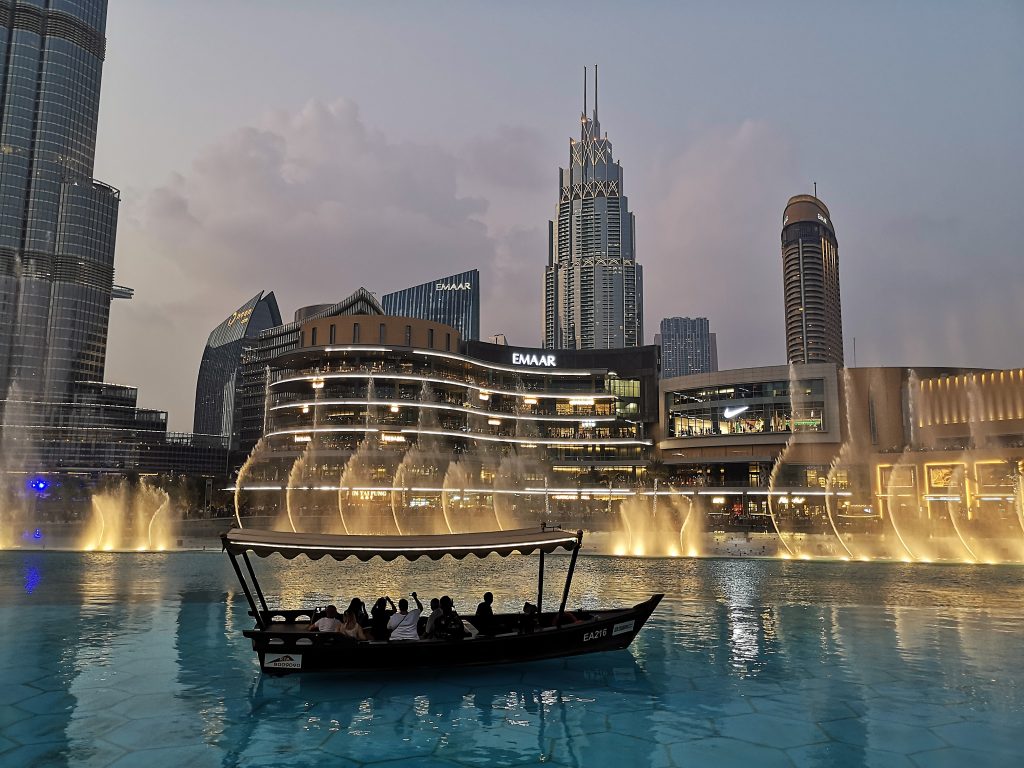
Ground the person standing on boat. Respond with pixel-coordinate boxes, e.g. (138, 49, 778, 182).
(307, 605, 343, 632)
(387, 593, 423, 641)
(474, 592, 495, 636)
(370, 596, 396, 640)
(341, 599, 370, 641)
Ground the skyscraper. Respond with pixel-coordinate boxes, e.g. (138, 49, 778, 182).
(0, 0, 121, 404)
(781, 194, 844, 366)
(194, 291, 281, 447)
(382, 269, 480, 341)
(659, 317, 718, 378)
(544, 66, 643, 350)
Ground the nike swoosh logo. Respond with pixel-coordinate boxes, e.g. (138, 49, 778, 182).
(722, 406, 749, 419)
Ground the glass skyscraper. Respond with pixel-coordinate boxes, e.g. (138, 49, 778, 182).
(382, 269, 480, 341)
(544, 67, 643, 350)
(194, 291, 281, 447)
(659, 317, 718, 379)
(0, 0, 120, 405)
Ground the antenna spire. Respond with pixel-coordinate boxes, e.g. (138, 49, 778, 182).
(813, 181, 817, 198)
(594, 64, 598, 120)
(583, 66, 587, 117)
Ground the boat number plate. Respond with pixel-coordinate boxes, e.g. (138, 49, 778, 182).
(583, 628, 608, 642)
(612, 620, 635, 637)
(265, 653, 302, 669)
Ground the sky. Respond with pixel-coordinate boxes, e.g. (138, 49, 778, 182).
(93, 1, 1024, 431)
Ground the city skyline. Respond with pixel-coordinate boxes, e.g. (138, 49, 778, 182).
(84, 1, 1022, 429)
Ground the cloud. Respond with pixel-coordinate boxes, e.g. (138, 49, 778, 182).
(640, 120, 803, 365)
(106, 99, 513, 428)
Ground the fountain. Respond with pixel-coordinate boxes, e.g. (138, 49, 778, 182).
(79, 479, 175, 551)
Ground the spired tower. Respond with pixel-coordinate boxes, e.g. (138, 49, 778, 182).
(0, 0, 121, 405)
(781, 193, 844, 366)
(544, 66, 643, 350)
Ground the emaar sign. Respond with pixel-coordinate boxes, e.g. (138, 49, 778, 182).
(435, 282, 472, 291)
(512, 352, 556, 367)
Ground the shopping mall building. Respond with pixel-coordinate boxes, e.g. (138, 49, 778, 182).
(658, 364, 1024, 537)
(236, 315, 660, 528)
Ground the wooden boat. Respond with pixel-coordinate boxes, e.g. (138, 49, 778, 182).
(222, 526, 663, 674)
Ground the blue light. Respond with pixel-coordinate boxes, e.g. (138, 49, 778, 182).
(28, 477, 49, 493)
(33, 528, 42, 540)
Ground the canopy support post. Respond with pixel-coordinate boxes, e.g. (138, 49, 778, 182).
(242, 551, 269, 615)
(228, 551, 266, 630)
(537, 550, 545, 612)
(556, 530, 584, 628)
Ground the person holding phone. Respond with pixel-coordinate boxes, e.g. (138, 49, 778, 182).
(387, 592, 423, 641)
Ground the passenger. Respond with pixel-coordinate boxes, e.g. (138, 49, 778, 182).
(307, 605, 343, 632)
(474, 591, 495, 635)
(520, 601, 538, 634)
(387, 592, 423, 641)
(340, 598, 369, 641)
(433, 595, 467, 640)
(370, 596, 396, 640)
(424, 597, 442, 638)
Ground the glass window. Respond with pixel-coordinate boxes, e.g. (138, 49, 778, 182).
(329, 324, 336, 344)
(379, 323, 387, 344)
(352, 323, 360, 343)
(428, 328, 434, 348)
(404, 325, 412, 346)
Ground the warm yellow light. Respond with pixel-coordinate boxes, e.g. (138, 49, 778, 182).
(667, 547, 680, 557)
(389, 404, 400, 413)
(523, 397, 537, 405)
(632, 546, 645, 557)
(613, 546, 626, 556)
(687, 548, 699, 558)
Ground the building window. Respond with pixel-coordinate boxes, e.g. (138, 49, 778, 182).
(446, 333, 451, 351)
(329, 324, 336, 344)
(428, 328, 435, 348)
(352, 323, 360, 343)
(310, 327, 317, 346)
(379, 323, 386, 344)
(404, 325, 412, 346)
(299, 330, 305, 347)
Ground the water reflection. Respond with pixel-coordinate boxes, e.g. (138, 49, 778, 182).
(0, 552, 1022, 766)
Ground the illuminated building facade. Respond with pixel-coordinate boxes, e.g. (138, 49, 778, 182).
(239, 319, 658, 504)
(193, 291, 281, 447)
(236, 288, 383, 458)
(782, 194, 843, 365)
(382, 269, 480, 341)
(544, 67, 643, 351)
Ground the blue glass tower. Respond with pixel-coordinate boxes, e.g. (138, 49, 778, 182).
(0, 0, 120, 405)
(382, 269, 480, 341)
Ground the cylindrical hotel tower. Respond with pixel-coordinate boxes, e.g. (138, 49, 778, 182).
(781, 194, 843, 366)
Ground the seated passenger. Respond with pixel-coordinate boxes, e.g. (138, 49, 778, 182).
(387, 593, 423, 641)
(474, 591, 495, 635)
(341, 599, 369, 641)
(370, 596, 396, 640)
(433, 595, 467, 640)
(424, 597, 442, 638)
(520, 602, 538, 634)
(307, 605, 342, 632)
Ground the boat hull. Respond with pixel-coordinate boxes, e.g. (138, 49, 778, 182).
(244, 594, 663, 674)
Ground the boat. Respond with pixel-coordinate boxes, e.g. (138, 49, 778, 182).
(222, 525, 663, 674)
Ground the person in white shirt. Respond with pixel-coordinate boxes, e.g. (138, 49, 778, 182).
(308, 605, 343, 632)
(387, 592, 423, 640)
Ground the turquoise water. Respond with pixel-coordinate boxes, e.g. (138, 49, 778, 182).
(0, 552, 1021, 767)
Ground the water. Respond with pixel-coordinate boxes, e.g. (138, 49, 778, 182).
(1, 553, 1021, 767)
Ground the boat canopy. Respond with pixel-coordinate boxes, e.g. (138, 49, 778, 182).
(222, 526, 581, 562)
